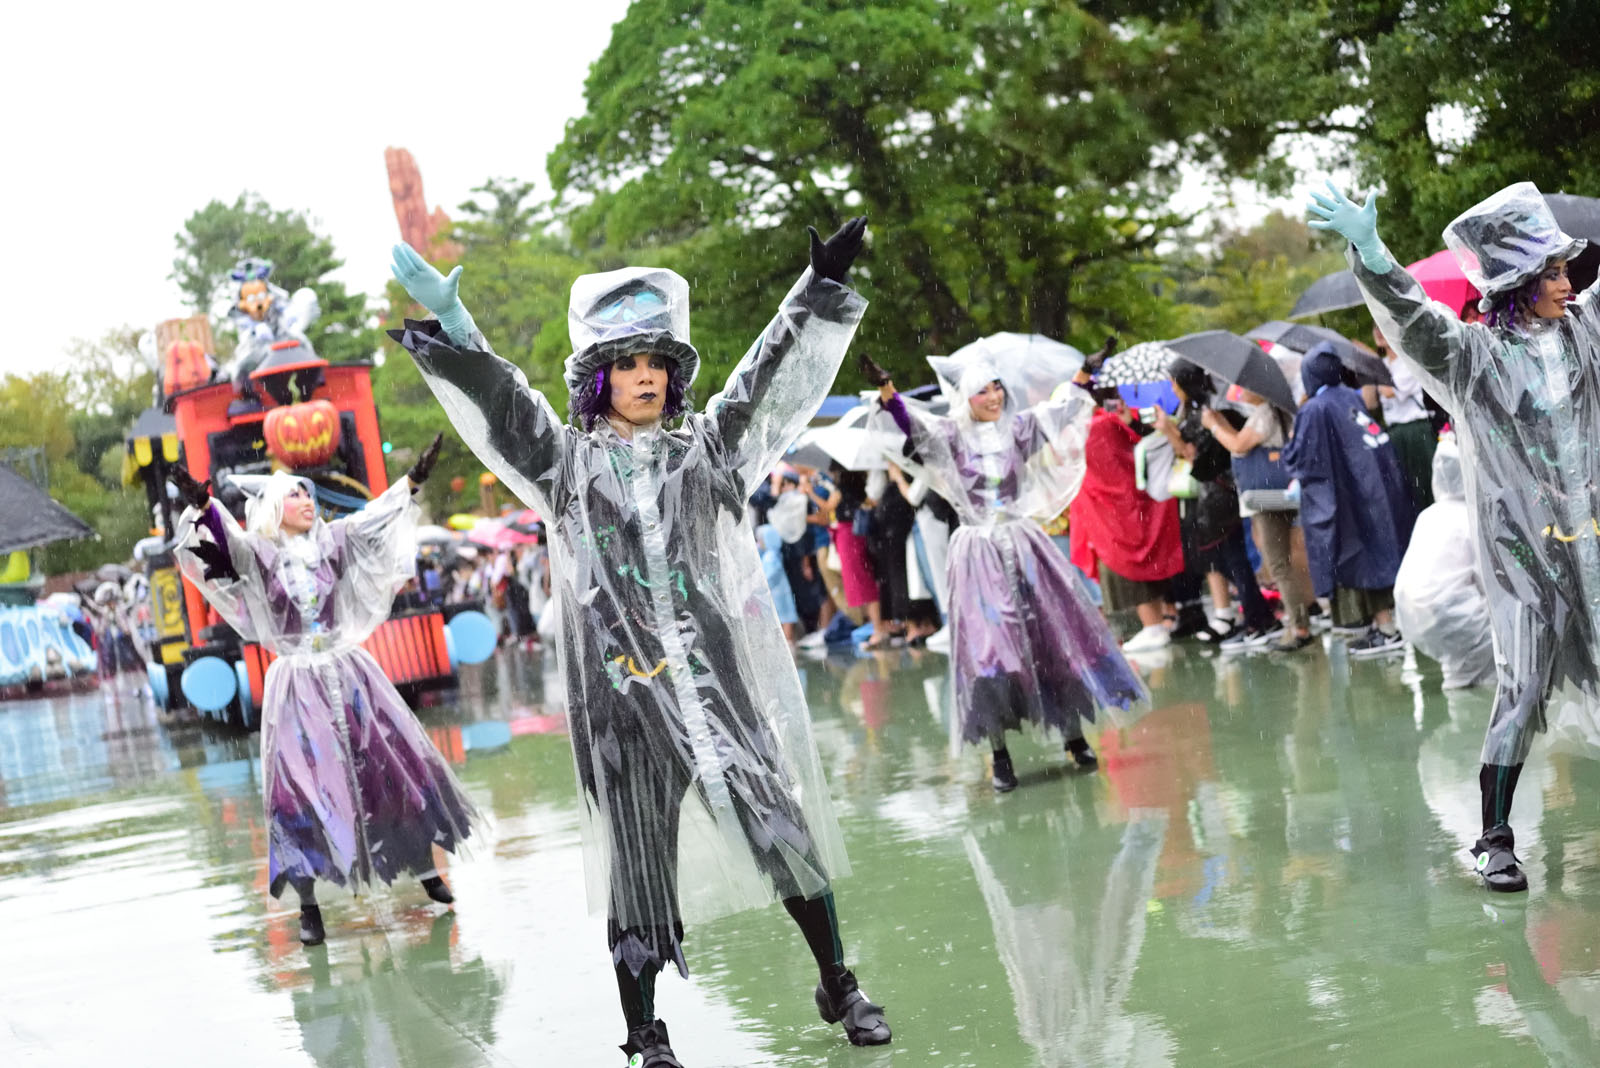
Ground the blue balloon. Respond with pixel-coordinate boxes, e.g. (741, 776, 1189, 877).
(462, 720, 512, 752)
(447, 611, 497, 665)
(181, 655, 237, 713)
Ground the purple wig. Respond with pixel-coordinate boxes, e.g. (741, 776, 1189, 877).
(1485, 273, 1546, 332)
(569, 359, 694, 430)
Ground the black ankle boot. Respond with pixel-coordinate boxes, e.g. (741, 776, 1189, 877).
(299, 904, 325, 946)
(815, 968, 891, 1046)
(991, 749, 1018, 792)
(1471, 824, 1529, 893)
(421, 875, 454, 905)
(1066, 737, 1098, 769)
(620, 1018, 683, 1067)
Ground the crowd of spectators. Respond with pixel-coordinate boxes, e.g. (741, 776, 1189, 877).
(752, 333, 1447, 664)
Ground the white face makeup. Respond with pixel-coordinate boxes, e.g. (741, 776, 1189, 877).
(967, 379, 1005, 422)
(608, 353, 670, 425)
(280, 485, 317, 535)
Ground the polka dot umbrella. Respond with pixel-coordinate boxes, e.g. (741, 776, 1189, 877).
(1095, 341, 1183, 412)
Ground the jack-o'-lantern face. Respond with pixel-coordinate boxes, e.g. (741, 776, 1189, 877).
(238, 279, 273, 321)
(265, 399, 342, 469)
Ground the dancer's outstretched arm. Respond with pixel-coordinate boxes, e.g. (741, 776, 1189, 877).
(388, 245, 569, 517)
(705, 218, 869, 497)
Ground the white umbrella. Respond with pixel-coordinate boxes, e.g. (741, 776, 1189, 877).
(928, 332, 1085, 412)
(415, 524, 459, 547)
(806, 404, 889, 471)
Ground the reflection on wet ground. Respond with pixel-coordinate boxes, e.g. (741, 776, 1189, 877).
(4, 641, 1600, 1065)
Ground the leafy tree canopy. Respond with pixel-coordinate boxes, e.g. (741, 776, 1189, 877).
(173, 193, 378, 366)
(548, 0, 1298, 389)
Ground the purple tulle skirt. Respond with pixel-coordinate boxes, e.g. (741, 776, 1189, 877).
(262, 646, 479, 897)
(948, 520, 1145, 746)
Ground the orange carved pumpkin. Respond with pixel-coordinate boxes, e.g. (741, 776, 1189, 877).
(162, 339, 213, 396)
(264, 400, 342, 469)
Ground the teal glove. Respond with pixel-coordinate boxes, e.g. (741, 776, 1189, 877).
(390, 243, 477, 346)
(1307, 182, 1391, 274)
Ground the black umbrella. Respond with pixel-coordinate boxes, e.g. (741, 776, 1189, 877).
(1248, 322, 1394, 388)
(1288, 269, 1363, 319)
(95, 562, 133, 583)
(1163, 331, 1298, 413)
(783, 441, 834, 471)
(1546, 193, 1600, 294)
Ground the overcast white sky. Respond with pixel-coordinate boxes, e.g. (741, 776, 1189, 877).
(4, 1, 1343, 382)
(2, 0, 633, 377)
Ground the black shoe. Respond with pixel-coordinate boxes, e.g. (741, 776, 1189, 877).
(299, 904, 326, 946)
(991, 750, 1018, 793)
(620, 1018, 683, 1067)
(1168, 604, 1212, 641)
(816, 969, 892, 1046)
(1347, 626, 1405, 659)
(1472, 825, 1529, 893)
(421, 875, 454, 905)
(1066, 737, 1098, 769)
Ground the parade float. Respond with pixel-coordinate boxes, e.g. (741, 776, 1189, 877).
(0, 453, 98, 690)
(123, 260, 492, 728)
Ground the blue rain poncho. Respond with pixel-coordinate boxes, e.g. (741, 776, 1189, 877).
(1281, 347, 1415, 599)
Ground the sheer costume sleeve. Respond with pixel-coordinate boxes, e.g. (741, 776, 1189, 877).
(704, 269, 868, 499)
(390, 318, 572, 519)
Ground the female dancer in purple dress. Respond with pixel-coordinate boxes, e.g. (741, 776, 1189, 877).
(865, 347, 1146, 791)
(170, 438, 480, 945)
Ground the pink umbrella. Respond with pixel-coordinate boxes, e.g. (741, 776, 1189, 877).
(1407, 249, 1481, 317)
(466, 520, 539, 550)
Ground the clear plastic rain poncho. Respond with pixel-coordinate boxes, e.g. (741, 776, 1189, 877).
(1393, 438, 1494, 689)
(175, 472, 479, 896)
(876, 334, 1146, 747)
(1350, 181, 1600, 763)
(393, 266, 861, 976)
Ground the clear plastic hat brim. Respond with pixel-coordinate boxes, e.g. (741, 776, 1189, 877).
(1444, 181, 1588, 299)
(562, 332, 701, 394)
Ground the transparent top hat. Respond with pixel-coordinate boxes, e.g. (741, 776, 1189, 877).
(563, 266, 701, 391)
(1443, 181, 1586, 300)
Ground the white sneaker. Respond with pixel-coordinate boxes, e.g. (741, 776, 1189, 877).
(1121, 624, 1171, 653)
(925, 626, 951, 652)
(797, 629, 827, 649)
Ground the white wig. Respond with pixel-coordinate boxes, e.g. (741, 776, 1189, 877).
(231, 471, 316, 538)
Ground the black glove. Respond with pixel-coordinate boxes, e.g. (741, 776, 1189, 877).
(187, 541, 239, 584)
(169, 464, 212, 511)
(406, 434, 444, 486)
(1083, 335, 1118, 376)
(859, 353, 893, 387)
(808, 216, 869, 284)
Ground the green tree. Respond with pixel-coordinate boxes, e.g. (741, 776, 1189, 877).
(377, 178, 592, 517)
(172, 193, 378, 365)
(1169, 212, 1349, 336)
(1201, 0, 1600, 258)
(0, 327, 156, 575)
(548, 0, 1300, 390)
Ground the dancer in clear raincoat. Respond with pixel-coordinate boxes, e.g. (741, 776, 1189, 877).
(1394, 436, 1494, 689)
(863, 338, 1146, 793)
(168, 443, 479, 946)
(1312, 180, 1600, 892)
(389, 219, 890, 1067)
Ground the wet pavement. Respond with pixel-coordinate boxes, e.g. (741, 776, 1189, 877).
(4, 640, 1600, 1066)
